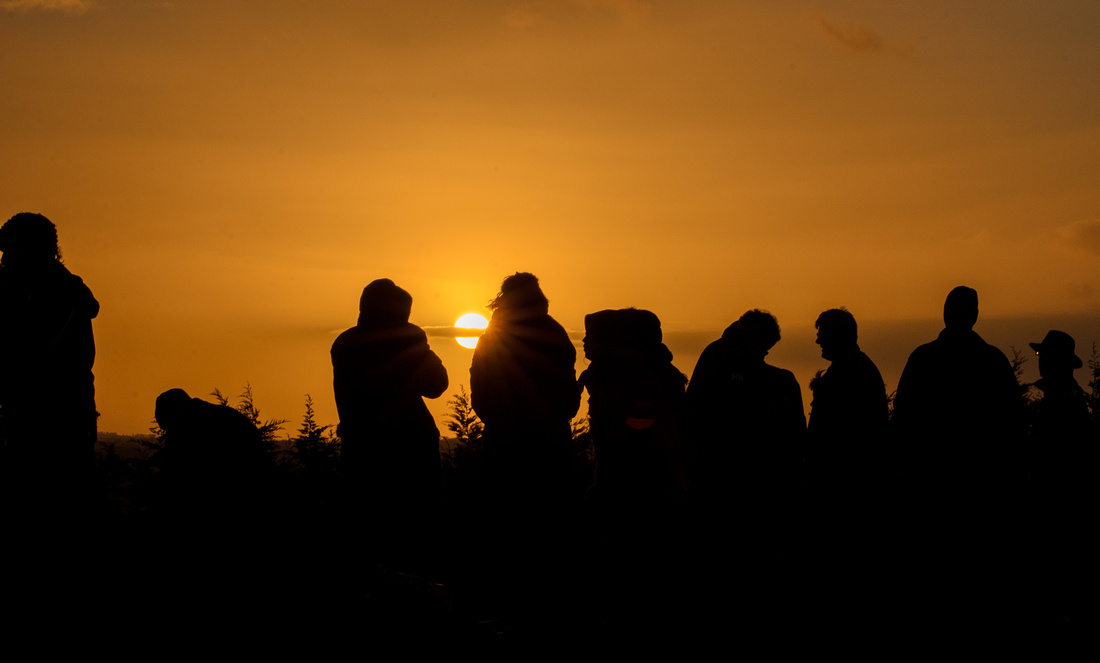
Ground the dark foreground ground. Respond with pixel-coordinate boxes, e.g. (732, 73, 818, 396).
(0, 437, 1093, 654)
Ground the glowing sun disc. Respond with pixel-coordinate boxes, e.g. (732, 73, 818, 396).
(454, 313, 489, 349)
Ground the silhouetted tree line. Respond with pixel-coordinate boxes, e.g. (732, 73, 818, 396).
(4, 215, 1100, 645)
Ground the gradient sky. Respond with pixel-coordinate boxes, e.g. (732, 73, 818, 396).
(3, 0, 1099, 435)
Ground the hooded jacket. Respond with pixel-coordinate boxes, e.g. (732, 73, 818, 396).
(331, 299, 448, 479)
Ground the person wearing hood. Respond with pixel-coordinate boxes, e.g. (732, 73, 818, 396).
(0, 212, 99, 517)
(578, 308, 688, 510)
(578, 308, 690, 631)
(331, 278, 448, 571)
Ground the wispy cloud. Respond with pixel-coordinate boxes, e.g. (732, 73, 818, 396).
(582, 0, 649, 26)
(505, 0, 649, 30)
(424, 325, 484, 339)
(1, 0, 94, 13)
(808, 12, 910, 57)
(1064, 281, 1096, 300)
(1057, 218, 1100, 256)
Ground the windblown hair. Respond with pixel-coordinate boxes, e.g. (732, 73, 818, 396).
(0, 212, 63, 262)
(736, 309, 781, 351)
(488, 272, 549, 312)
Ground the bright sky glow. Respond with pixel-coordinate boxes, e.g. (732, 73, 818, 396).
(3, 1, 1098, 434)
(454, 313, 489, 349)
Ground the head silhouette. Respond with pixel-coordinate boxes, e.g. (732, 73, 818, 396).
(1030, 329, 1083, 379)
(815, 308, 857, 360)
(155, 388, 192, 431)
(733, 309, 781, 359)
(358, 278, 412, 326)
(583, 308, 664, 361)
(0, 212, 62, 265)
(488, 272, 549, 315)
(943, 286, 978, 331)
(583, 309, 627, 361)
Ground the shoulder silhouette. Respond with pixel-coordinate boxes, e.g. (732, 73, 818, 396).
(686, 309, 805, 503)
(470, 272, 579, 433)
(893, 286, 1021, 455)
(154, 387, 265, 472)
(806, 307, 888, 474)
(466, 273, 581, 623)
(330, 278, 448, 574)
(1025, 329, 1097, 624)
(0, 212, 99, 521)
(890, 287, 1026, 628)
(579, 308, 688, 509)
(331, 278, 448, 453)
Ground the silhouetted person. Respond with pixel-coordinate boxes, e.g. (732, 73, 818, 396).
(470, 272, 580, 508)
(154, 387, 268, 514)
(684, 309, 805, 634)
(1026, 330, 1097, 624)
(151, 388, 291, 628)
(468, 272, 580, 630)
(578, 308, 690, 634)
(893, 286, 1021, 489)
(806, 308, 888, 493)
(686, 309, 805, 505)
(579, 308, 688, 510)
(1028, 330, 1093, 456)
(804, 308, 890, 633)
(0, 212, 99, 524)
(891, 286, 1024, 628)
(331, 279, 448, 573)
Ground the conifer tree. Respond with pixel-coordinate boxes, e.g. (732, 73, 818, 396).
(445, 385, 483, 448)
(288, 394, 338, 470)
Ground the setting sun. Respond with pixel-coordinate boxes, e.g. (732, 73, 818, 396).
(454, 313, 489, 349)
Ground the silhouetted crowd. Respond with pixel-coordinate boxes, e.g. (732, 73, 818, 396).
(1, 213, 1097, 645)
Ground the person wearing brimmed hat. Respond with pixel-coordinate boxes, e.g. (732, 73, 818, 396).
(1027, 329, 1096, 624)
(1030, 329, 1084, 373)
(1029, 329, 1090, 446)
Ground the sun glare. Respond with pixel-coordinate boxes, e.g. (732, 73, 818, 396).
(454, 313, 489, 349)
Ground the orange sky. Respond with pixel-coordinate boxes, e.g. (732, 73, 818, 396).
(3, 0, 1099, 434)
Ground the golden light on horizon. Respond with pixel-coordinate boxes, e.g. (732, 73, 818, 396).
(4, 2, 1099, 436)
(454, 313, 489, 349)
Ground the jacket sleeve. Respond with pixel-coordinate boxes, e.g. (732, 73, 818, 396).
(412, 330, 449, 399)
